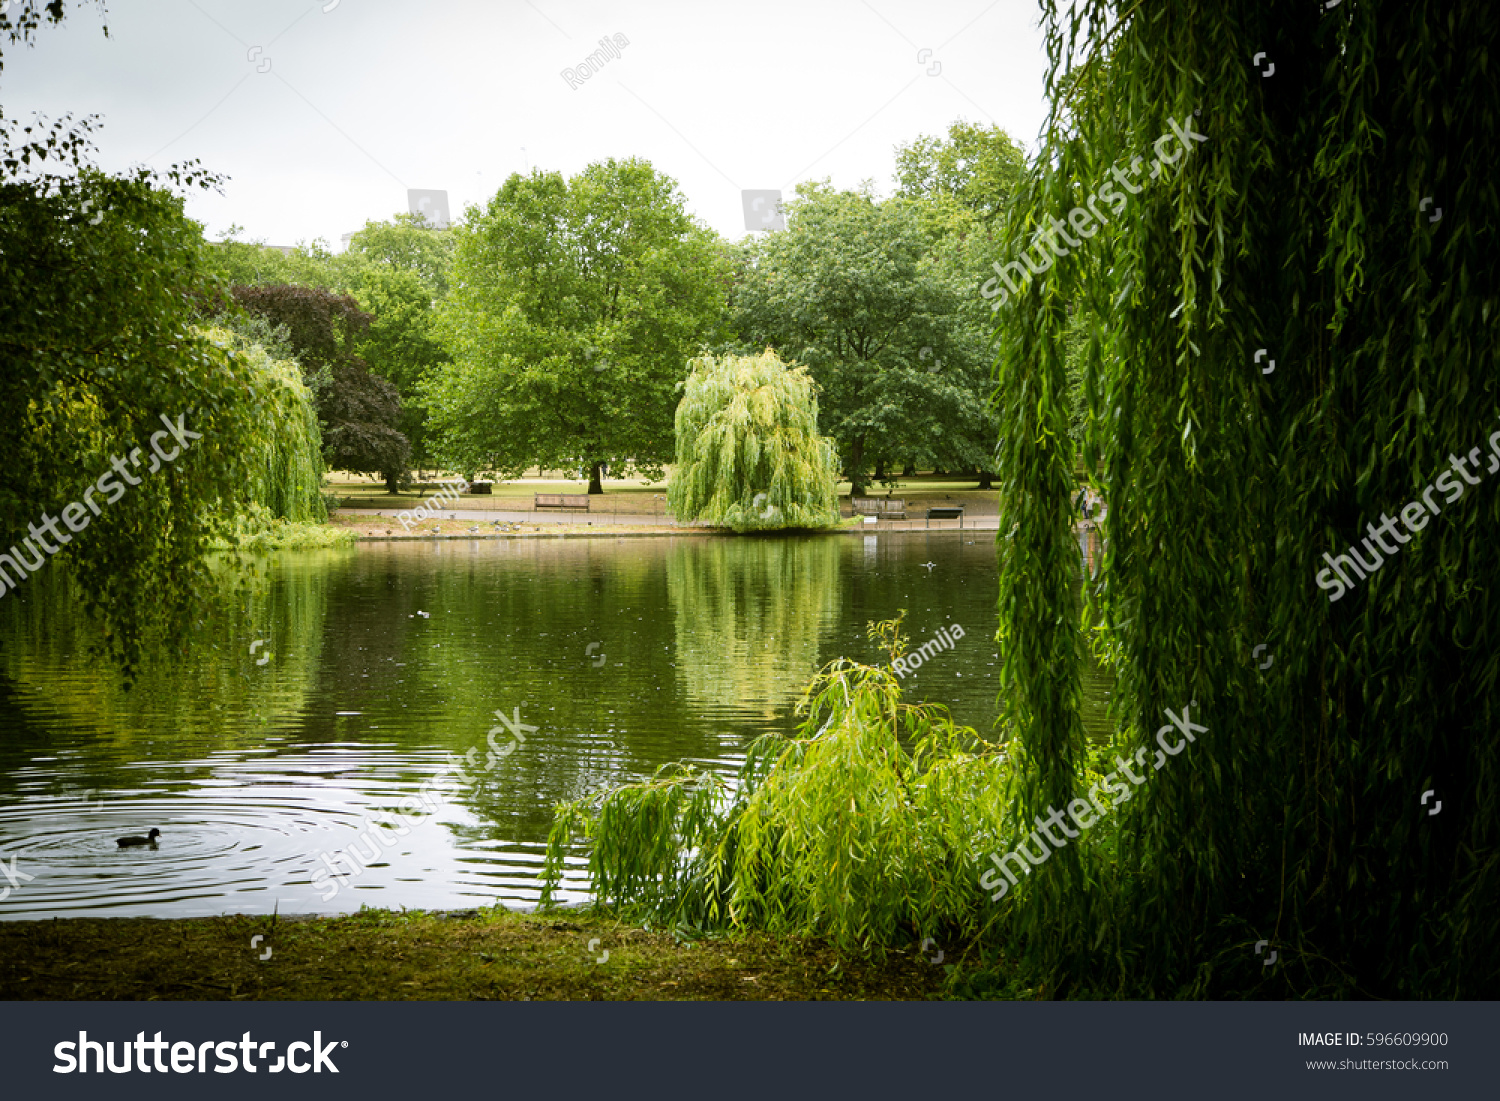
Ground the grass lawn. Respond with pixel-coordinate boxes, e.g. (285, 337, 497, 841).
(0, 907, 945, 1001)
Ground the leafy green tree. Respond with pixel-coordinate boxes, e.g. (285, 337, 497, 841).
(990, 0, 1500, 997)
(541, 617, 1009, 946)
(199, 217, 451, 473)
(0, 3, 302, 675)
(893, 120, 1035, 485)
(345, 264, 446, 471)
(200, 225, 341, 290)
(341, 213, 455, 296)
(668, 350, 839, 532)
(425, 159, 731, 493)
(894, 119, 1027, 238)
(226, 286, 411, 491)
(730, 182, 995, 494)
(200, 327, 328, 524)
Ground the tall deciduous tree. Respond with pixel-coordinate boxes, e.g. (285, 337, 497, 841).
(993, 0, 1500, 997)
(730, 182, 995, 494)
(199, 216, 452, 474)
(668, 350, 839, 532)
(342, 213, 455, 296)
(424, 158, 731, 493)
(894, 119, 1028, 236)
(345, 265, 446, 472)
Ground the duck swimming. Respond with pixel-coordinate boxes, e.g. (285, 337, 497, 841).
(116, 828, 160, 849)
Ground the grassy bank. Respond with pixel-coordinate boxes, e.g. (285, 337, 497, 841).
(0, 907, 946, 1001)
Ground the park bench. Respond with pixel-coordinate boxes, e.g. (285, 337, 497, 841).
(534, 493, 591, 511)
(850, 497, 907, 520)
(925, 505, 965, 529)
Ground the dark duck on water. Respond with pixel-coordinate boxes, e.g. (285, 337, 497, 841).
(116, 828, 160, 849)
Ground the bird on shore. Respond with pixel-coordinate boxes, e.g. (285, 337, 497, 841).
(116, 828, 160, 849)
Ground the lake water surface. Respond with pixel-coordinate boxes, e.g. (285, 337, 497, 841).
(0, 532, 1109, 919)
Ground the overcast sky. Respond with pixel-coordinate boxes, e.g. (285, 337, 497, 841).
(6, 0, 1050, 247)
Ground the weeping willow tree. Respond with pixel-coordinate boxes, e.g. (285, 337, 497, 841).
(198, 327, 348, 548)
(988, 0, 1500, 997)
(668, 349, 839, 532)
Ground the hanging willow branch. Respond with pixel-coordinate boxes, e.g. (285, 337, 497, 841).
(200, 327, 328, 525)
(990, 0, 1500, 997)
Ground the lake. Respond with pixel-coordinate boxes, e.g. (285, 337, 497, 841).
(0, 531, 1109, 920)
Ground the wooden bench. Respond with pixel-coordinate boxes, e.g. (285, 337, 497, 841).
(926, 505, 965, 529)
(534, 493, 591, 511)
(850, 497, 906, 520)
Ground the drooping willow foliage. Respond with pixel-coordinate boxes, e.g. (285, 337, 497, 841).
(197, 326, 344, 549)
(988, 0, 1499, 996)
(210, 331, 327, 524)
(541, 619, 1018, 952)
(668, 349, 840, 532)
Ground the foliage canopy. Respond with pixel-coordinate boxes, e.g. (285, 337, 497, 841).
(730, 182, 997, 493)
(986, 0, 1500, 996)
(668, 350, 839, 532)
(542, 619, 1018, 954)
(425, 159, 731, 492)
(224, 286, 411, 489)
